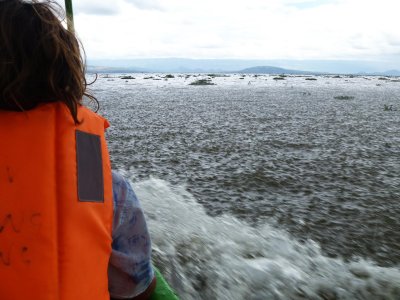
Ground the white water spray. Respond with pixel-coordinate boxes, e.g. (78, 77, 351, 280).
(131, 177, 400, 300)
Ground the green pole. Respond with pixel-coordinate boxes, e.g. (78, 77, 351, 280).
(64, 0, 74, 32)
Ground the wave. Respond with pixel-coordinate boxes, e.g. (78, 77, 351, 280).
(130, 176, 400, 300)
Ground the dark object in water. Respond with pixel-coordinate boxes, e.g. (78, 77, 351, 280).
(189, 79, 215, 86)
(334, 95, 355, 100)
(384, 104, 397, 111)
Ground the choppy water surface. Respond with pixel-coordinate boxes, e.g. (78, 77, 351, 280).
(91, 74, 400, 299)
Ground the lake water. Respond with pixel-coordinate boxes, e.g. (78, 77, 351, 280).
(91, 74, 400, 299)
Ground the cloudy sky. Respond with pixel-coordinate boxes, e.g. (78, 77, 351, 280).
(58, 0, 400, 64)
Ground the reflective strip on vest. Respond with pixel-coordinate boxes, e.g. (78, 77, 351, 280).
(76, 130, 104, 202)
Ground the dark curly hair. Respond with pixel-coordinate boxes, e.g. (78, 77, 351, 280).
(0, 0, 97, 123)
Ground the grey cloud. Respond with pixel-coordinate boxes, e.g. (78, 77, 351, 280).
(54, 0, 120, 16)
(75, 3, 120, 16)
(124, 0, 163, 11)
(386, 36, 400, 47)
(287, 0, 337, 10)
(198, 44, 224, 49)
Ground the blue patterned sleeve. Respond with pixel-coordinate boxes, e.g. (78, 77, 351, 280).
(108, 171, 155, 299)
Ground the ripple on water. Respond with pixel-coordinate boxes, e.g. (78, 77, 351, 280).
(96, 75, 400, 266)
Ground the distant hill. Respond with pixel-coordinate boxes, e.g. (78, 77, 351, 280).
(238, 66, 323, 75)
(86, 58, 400, 75)
(87, 65, 147, 73)
(86, 64, 322, 75)
(240, 66, 400, 76)
(376, 70, 400, 76)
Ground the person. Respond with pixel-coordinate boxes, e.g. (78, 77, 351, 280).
(0, 0, 156, 299)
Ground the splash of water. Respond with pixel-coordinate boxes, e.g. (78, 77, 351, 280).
(132, 177, 400, 300)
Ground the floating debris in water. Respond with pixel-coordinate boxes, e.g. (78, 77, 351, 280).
(207, 74, 230, 78)
(334, 95, 355, 100)
(384, 104, 397, 111)
(189, 79, 215, 86)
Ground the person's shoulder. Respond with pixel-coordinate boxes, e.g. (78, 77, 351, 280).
(112, 170, 126, 185)
(112, 171, 128, 205)
(79, 104, 110, 129)
(111, 171, 140, 207)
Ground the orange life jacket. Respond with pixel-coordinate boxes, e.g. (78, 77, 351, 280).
(0, 102, 113, 300)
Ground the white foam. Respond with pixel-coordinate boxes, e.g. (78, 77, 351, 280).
(132, 177, 400, 300)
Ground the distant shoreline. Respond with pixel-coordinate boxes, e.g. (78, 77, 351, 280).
(86, 58, 400, 76)
(87, 66, 400, 77)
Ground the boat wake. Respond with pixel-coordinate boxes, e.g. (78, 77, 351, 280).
(130, 176, 400, 300)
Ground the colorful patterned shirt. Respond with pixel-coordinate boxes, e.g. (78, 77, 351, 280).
(108, 171, 155, 299)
